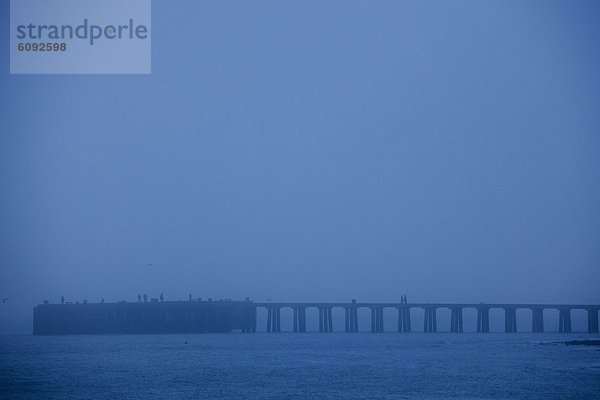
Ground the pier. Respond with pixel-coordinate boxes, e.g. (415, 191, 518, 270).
(33, 299, 256, 335)
(253, 302, 599, 334)
(33, 299, 600, 335)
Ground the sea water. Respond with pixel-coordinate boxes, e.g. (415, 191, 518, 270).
(1, 333, 599, 399)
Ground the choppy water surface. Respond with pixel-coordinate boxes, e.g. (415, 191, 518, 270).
(1, 333, 599, 399)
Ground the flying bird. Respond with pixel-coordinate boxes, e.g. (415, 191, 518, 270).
(2, 298, 8, 303)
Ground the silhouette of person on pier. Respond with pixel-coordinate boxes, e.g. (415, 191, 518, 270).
(143, 294, 148, 303)
(189, 293, 192, 302)
(160, 292, 164, 302)
(61, 296, 65, 305)
(138, 294, 142, 303)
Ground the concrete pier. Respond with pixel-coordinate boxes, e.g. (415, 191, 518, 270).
(266, 306, 281, 333)
(33, 299, 254, 335)
(370, 307, 384, 333)
(588, 309, 599, 333)
(558, 308, 572, 333)
(477, 306, 490, 333)
(293, 306, 306, 333)
(319, 306, 333, 332)
(450, 306, 463, 333)
(423, 307, 437, 333)
(532, 308, 544, 333)
(397, 307, 411, 332)
(34, 299, 600, 335)
(504, 307, 517, 333)
(344, 300, 359, 333)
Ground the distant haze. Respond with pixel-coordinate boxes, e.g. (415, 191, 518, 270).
(1, 0, 599, 333)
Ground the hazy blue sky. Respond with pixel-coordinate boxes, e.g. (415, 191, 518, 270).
(1, 0, 599, 333)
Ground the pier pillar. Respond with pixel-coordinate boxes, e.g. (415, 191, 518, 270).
(318, 307, 333, 332)
(345, 307, 350, 332)
(319, 307, 324, 332)
(477, 306, 490, 333)
(531, 308, 544, 333)
(345, 306, 358, 332)
(276, 307, 281, 332)
(345, 300, 359, 332)
(293, 307, 298, 332)
(424, 307, 437, 333)
(292, 306, 306, 332)
(558, 308, 572, 333)
(504, 307, 517, 333)
(588, 309, 599, 333)
(266, 306, 281, 332)
(450, 306, 463, 333)
(397, 307, 411, 332)
(370, 307, 375, 332)
(299, 307, 306, 332)
(370, 307, 384, 333)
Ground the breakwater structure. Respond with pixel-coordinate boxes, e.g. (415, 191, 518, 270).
(33, 299, 600, 335)
(33, 299, 257, 335)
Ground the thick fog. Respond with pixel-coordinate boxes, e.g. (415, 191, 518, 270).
(1, 1, 599, 333)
